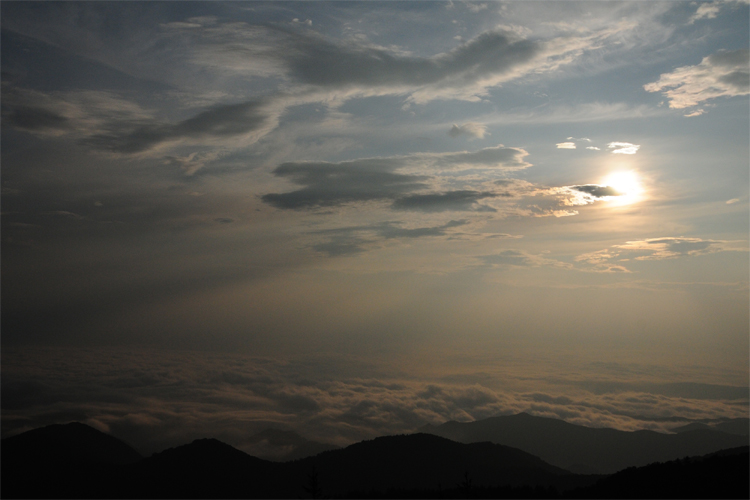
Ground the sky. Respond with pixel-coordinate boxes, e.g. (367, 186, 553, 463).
(1, 1, 749, 455)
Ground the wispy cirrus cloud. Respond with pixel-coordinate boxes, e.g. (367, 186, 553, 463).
(1, 85, 285, 159)
(577, 237, 746, 267)
(478, 249, 572, 269)
(308, 220, 471, 256)
(614, 237, 745, 260)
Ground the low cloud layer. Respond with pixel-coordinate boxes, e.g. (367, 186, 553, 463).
(644, 48, 749, 111)
(3, 346, 746, 455)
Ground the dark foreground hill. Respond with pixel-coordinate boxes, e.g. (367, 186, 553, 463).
(284, 433, 599, 497)
(2, 422, 748, 498)
(568, 446, 749, 499)
(1, 424, 593, 498)
(420, 412, 750, 473)
(1, 422, 143, 498)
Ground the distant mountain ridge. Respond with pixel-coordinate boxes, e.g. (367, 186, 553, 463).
(419, 412, 750, 474)
(671, 418, 749, 436)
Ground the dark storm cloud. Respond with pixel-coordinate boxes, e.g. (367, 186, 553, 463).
(261, 159, 429, 209)
(4, 105, 70, 133)
(279, 28, 540, 90)
(570, 184, 623, 198)
(391, 191, 500, 212)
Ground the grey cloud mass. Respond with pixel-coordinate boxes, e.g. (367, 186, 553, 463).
(392, 191, 501, 212)
(261, 159, 428, 209)
(262, 145, 530, 210)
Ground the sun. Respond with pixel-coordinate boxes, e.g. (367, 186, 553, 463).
(601, 170, 644, 205)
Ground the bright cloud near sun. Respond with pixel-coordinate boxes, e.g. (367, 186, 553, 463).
(608, 142, 640, 154)
(601, 171, 644, 205)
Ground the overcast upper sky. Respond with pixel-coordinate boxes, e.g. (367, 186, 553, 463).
(2, 1, 748, 454)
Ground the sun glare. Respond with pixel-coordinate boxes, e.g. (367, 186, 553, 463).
(602, 170, 644, 205)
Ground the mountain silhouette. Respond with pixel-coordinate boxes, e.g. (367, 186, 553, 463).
(244, 428, 340, 461)
(420, 412, 749, 474)
(3, 421, 748, 498)
(2, 421, 142, 464)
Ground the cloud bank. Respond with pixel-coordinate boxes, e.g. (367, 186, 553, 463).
(261, 145, 530, 211)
